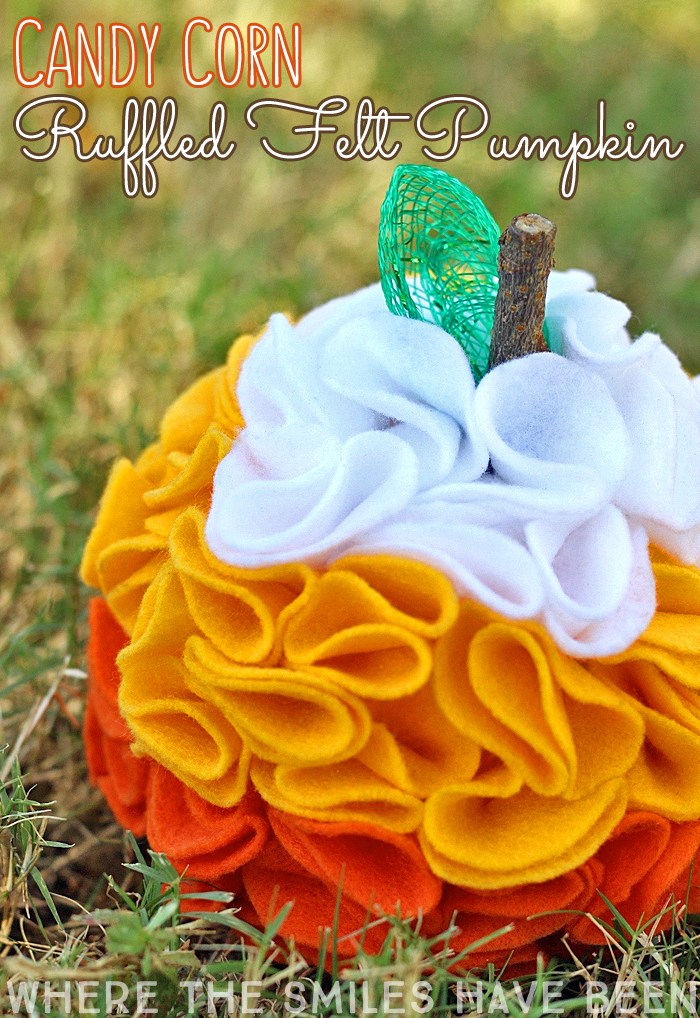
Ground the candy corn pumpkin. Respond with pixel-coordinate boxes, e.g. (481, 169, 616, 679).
(82, 167, 700, 968)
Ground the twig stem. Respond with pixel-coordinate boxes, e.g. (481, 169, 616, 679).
(488, 213, 556, 370)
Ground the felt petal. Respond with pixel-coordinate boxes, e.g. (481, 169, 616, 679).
(591, 660, 700, 821)
(541, 523, 656, 658)
(473, 352, 630, 511)
(452, 866, 595, 920)
(538, 648, 643, 800)
(171, 508, 314, 665)
(83, 422, 232, 636)
(427, 867, 592, 957)
(213, 333, 259, 434)
(353, 505, 544, 619)
(526, 506, 633, 623)
(142, 428, 230, 512)
(183, 636, 371, 766)
(646, 520, 700, 565)
(236, 314, 319, 429)
(544, 268, 595, 302)
(421, 773, 627, 888)
(159, 369, 220, 455)
(471, 627, 641, 798)
(551, 290, 660, 369)
(147, 768, 269, 880)
(638, 819, 700, 917)
(609, 364, 700, 534)
(85, 598, 130, 740)
(126, 561, 194, 654)
(119, 649, 247, 793)
(627, 676, 700, 820)
(80, 459, 153, 590)
(244, 421, 340, 482)
(652, 556, 700, 615)
(242, 839, 388, 957)
(159, 333, 255, 453)
(206, 303, 486, 572)
(571, 814, 700, 944)
(457, 622, 574, 796)
(83, 597, 150, 832)
(647, 342, 700, 409)
(295, 282, 388, 343)
(434, 602, 642, 798)
(330, 554, 459, 638)
(424, 470, 589, 522)
(268, 810, 442, 916)
(84, 696, 149, 835)
(321, 313, 488, 486)
(251, 758, 423, 833)
(594, 813, 671, 902)
(606, 558, 700, 688)
(207, 429, 419, 566)
(283, 570, 432, 699)
(237, 313, 375, 437)
(118, 566, 248, 802)
(359, 684, 481, 797)
(96, 535, 167, 634)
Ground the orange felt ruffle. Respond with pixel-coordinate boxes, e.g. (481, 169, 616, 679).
(84, 697, 149, 836)
(571, 812, 700, 944)
(147, 768, 269, 882)
(240, 811, 442, 959)
(267, 809, 442, 917)
(242, 839, 390, 958)
(83, 599, 149, 834)
(423, 866, 594, 966)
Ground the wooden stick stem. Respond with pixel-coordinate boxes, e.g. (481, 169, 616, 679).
(488, 213, 556, 370)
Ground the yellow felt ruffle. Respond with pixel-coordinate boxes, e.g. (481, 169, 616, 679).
(358, 684, 481, 798)
(118, 550, 376, 802)
(113, 515, 700, 874)
(80, 334, 257, 634)
(171, 507, 315, 665)
(588, 555, 700, 821)
(183, 637, 371, 767)
(434, 602, 643, 799)
(118, 562, 248, 805)
(81, 459, 167, 632)
(250, 757, 423, 833)
(283, 570, 434, 699)
(330, 554, 460, 638)
(602, 558, 700, 689)
(420, 767, 628, 889)
(159, 333, 257, 454)
(111, 536, 700, 879)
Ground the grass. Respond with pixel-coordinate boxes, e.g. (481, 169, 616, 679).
(3, 785, 700, 1018)
(2, 0, 700, 1011)
(3, 804, 700, 1017)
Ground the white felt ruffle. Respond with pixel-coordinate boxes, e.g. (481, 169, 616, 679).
(473, 352, 630, 514)
(206, 306, 488, 566)
(353, 499, 545, 620)
(206, 273, 700, 657)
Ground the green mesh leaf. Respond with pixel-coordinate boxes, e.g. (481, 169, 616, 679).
(378, 165, 501, 382)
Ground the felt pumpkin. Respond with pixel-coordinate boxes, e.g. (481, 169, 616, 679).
(81, 166, 700, 967)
